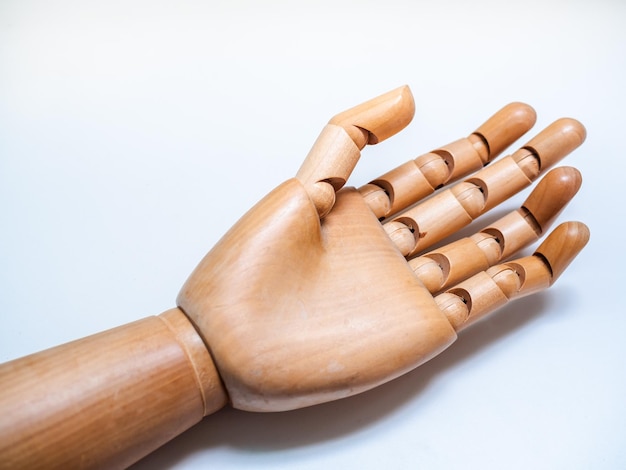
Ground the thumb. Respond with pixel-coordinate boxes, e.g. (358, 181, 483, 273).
(296, 86, 415, 218)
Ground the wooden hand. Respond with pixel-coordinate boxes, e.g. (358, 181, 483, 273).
(179, 86, 588, 412)
(0, 86, 589, 468)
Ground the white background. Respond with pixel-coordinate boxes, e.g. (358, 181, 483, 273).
(1, 1, 625, 468)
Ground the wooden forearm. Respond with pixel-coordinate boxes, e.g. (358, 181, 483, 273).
(0, 308, 227, 469)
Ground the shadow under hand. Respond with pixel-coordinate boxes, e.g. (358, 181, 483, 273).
(132, 293, 553, 469)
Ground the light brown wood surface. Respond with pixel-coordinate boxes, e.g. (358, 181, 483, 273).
(359, 101, 537, 219)
(0, 86, 589, 469)
(409, 166, 583, 293)
(0, 309, 227, 469)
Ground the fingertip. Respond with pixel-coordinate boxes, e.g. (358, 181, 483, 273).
(399, 85, 416, 118)
(535, 221, 590, 283)
(555, 165, 583, 187)
(502, 102, 537, 132)
(473, 102, 537, 160)
(523, 166, 583, 231)
(547, 166, 583, 197)
(329, 85, 416, 148)
(364, 85, 416, 145)
(369, 85, 416, 144)
(558, 117, 587, 146)
(565, 220, 591, 248)
(519, 117, 587, 170)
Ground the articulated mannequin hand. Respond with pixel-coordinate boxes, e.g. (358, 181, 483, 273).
(178, 85, 588, 412)
(0, 86, 589, 469)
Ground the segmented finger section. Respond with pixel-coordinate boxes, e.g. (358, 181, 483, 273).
(384, 120, 586, 257)
(359, 103, 536, 219)
(409, 237, 495, 293)
(435, 257, 550, 331)
(407, 167, 582, 292)
(434, 221, 589, 332)
(297, 86, 415, 218)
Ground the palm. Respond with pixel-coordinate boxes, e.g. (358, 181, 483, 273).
(178, 180, 456, 411)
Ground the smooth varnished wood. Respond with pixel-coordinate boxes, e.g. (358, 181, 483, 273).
(473, 102, 537, 158)
(535, 221, 591, 281)
(385, 119, 586, 257)
(408, 167, 582, 293)
(0, 308, 227, 469)
(297, 86, 415, 217)
(328, 85, 415, 147)
(177, 182, 457, 411)
(360, 102, 537, 219)
(435, 222, 589, 331)
(0, 85, 589, 468)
